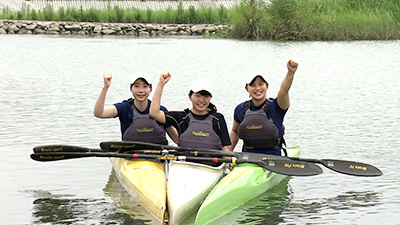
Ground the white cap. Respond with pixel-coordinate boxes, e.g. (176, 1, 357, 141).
(130, 72, 153, 85)
(245, 72, 268, 85)
(190, 79, 213, 96)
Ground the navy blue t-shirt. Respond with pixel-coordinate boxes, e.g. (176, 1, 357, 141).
(233, 98, 287, 154)
(114, 99, 169, 139)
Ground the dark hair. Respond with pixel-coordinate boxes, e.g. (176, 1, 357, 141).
(189, 90, 217, 114)
(130, 78, 152, 89)
(189, 90, 212, 97)
(207, 103, 217, 114)
(248, 75, 267, 86)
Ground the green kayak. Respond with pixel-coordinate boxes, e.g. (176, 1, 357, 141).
(195, 146, 300, 225)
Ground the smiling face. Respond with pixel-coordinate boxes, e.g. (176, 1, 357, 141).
(130, 78, 152, 102)
(189, 91, 212, 115)
(245, 76, 268, 101)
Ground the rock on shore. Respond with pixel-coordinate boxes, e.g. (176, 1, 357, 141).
(0, 20, 230, 36)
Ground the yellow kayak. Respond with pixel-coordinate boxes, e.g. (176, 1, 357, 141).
(110, 158, 167, 223)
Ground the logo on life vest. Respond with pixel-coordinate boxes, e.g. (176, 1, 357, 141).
(246, 125, 262, 130)
(192, 131, 210, 137)
(136, 127, 154, 133)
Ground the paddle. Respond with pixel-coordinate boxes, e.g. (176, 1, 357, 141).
(30, 148, 322, 176)
(31, 152, 161, 162)
(100, 141, 383, 177)
(99, 141, 323, 176)
(288, 157, 383, 177)
(105, 149, 381, 177)
(33, 145, 105, 153)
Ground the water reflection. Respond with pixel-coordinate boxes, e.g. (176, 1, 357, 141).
(283, 190, 382, 222)
(23, 173, 383, 225)
(27, 188, 145, 224)
(103, 169, 160, 225)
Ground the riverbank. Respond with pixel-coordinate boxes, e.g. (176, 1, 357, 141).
(0, 19, 230, 36)
(1, 0, 399, 40)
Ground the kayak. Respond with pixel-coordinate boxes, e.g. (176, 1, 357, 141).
(195, 146, 300, 225)
(110, 157, 225, 224)
(167, 160, 226, 225)
(110, 158, 167, 223)
(197, 178, 291, 225)
(103, 169, 162, 224)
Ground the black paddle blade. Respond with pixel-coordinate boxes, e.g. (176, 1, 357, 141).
(30, 153, 91, 161)
(100, 141, 165, 151)
(33, 145, 102, 153)
(321, 159, 383, 177)
(257, 158, 323, 176)
(100, 141, 224, 155)
(239, 153, 323, 176)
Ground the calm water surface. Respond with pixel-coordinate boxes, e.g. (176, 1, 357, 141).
(0, 35, 399, 225)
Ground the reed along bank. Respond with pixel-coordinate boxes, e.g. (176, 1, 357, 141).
(1, 0, 399, 40)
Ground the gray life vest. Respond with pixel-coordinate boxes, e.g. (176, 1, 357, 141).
(122, 101, 168, 145)
(178, 113, 222, 150)
(237, 99, 283, 150)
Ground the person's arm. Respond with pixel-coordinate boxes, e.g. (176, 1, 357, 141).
(212, 113, 233, 168)
(226, 120, 240, 170)
(165, 126, 179, 144)
(216, 113, 232, 151)
(229, 121, 240, 151)
(149, 72, 171, 124)
(94, 73, 118, 118)
(277, 60, 298, 110)
(222, 146, 230, 151)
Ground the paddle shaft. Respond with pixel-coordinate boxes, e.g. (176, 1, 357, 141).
(31, 152, 218, 163)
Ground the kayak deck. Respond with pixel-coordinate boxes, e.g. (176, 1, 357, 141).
(195, 146, 300, 225)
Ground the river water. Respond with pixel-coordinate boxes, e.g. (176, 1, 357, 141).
(0, 35, 399, 225)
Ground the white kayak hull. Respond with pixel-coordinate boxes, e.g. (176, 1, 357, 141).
(167, 160, 226, 225)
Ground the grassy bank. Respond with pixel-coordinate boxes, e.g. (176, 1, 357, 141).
(265, 0, 400, 40)
(1, 0, 399, 40)
(0, 2, 230, 24)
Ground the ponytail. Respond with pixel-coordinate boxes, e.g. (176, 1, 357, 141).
(207, 102, 217, 114)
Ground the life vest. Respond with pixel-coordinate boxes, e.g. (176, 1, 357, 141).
(122, 98, 168, 145)
(178, 112, 222, 150)
(237, 98, 285, 150)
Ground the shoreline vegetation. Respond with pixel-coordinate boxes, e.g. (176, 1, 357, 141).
(1, 0, 399, 40)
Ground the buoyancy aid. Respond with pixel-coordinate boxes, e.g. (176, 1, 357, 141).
(178, 112, 222, 150)
(122, 98, 168, 145)
(237, 98, 285, 150)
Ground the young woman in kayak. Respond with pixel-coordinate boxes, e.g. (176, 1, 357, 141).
(229, 59, 299, 156)
(149, 72, 231, 160)
(94, 72, 178, 144)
